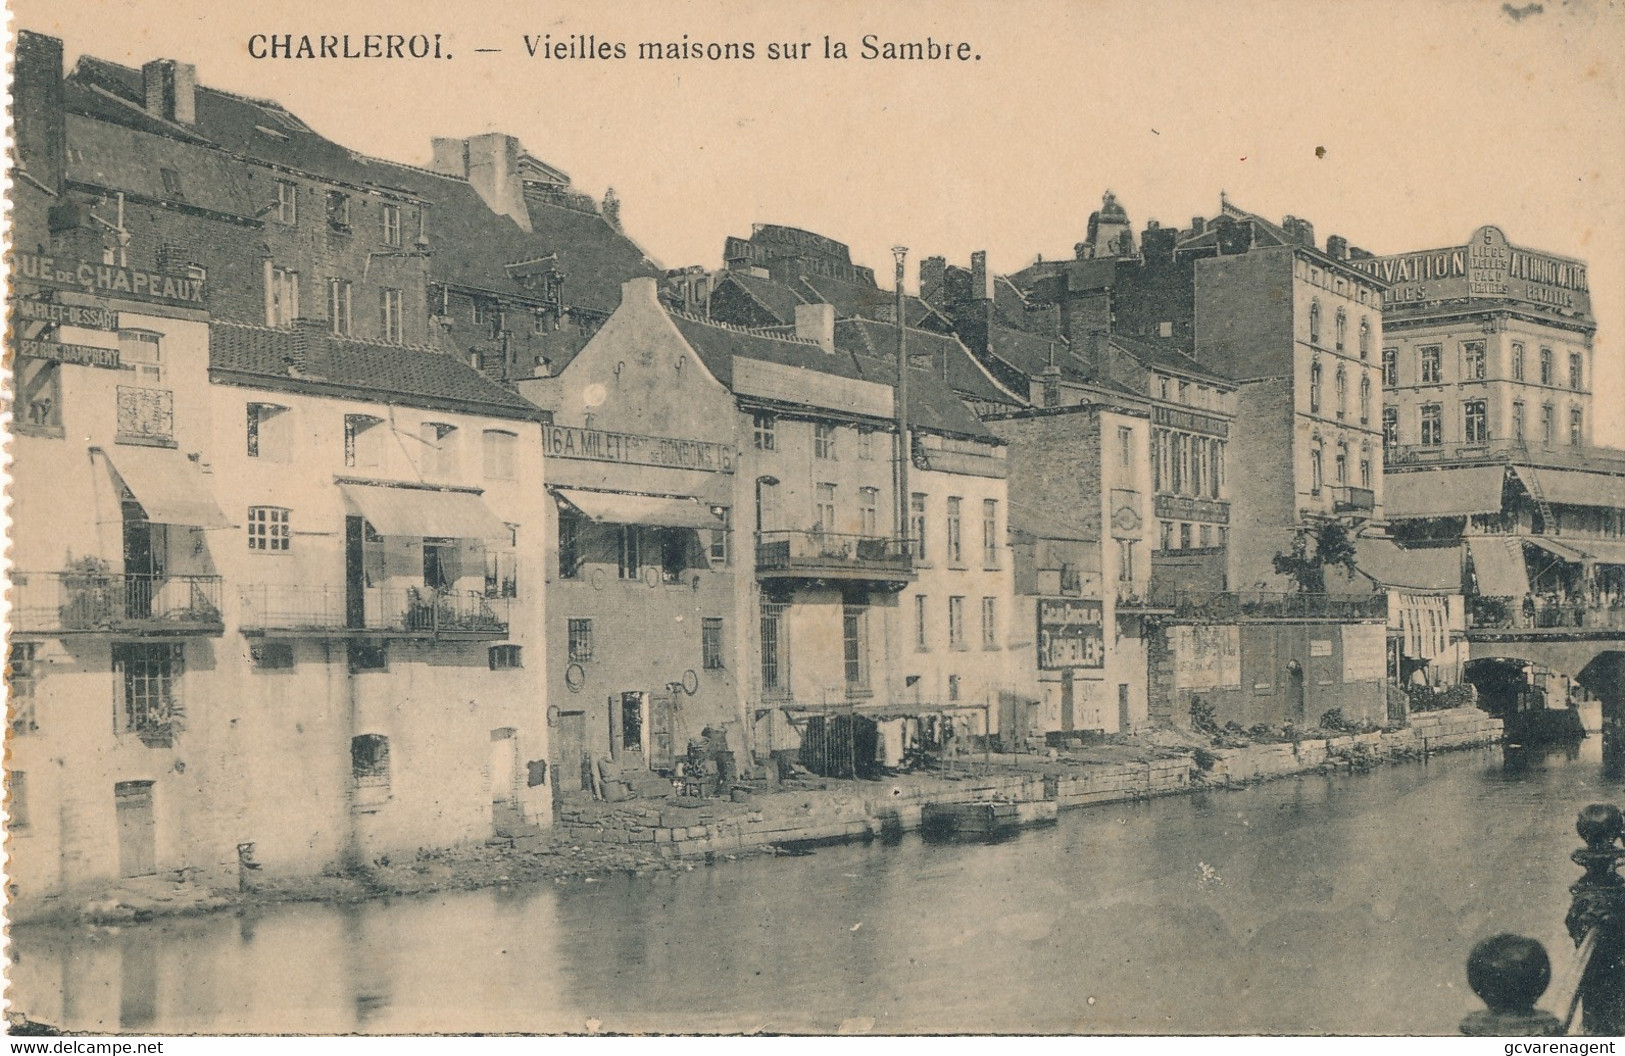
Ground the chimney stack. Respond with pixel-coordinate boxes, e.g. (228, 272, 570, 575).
(970, 250, 993, 302)
(13, 32, 66, 196)
(431, 134, 532, 232)
(142, 59, 197, 125)
(919, 256, 947, 306)
(794, 303, 836, 353)
(1325, 235, 1350, 261)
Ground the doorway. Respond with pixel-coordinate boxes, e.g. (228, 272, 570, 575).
(490, 728, 520, 834)
(115, 780, 156, 878)
(612, 691, 647, 764)
(1287, 660, 1306, 722)
(552, 711, 588, 794)
(1118, 683, 1131, 732)
(122, 499, 165, 619)
(345, 516, 366, 629)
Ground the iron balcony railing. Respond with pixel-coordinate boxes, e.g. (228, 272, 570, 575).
(1159, 588, 1388, 623)
(755, 530, 915, 582)
(116, 385, 175, 444)
(1330, 485, 1376, 513)
(237, 585, 510, 639)
(1467, 594, 1625, 631)
(11, 570, 223, 635)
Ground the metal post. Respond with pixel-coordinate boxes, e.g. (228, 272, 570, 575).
(1566, 803, 1625, 1035)
(892, 246, 910, 547)
(1458, 934, 1564, 1036)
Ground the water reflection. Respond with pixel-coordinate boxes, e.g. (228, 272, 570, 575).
(11, 738, 1623, 1035)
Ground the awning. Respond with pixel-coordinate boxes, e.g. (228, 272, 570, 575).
(1515, 466, 1625, 510)
(1467, 537, 1530, 598)
(1354, 538, 1462, 593)
(1525, 537, 1589, 565)
(340, 484, 510, 539)
(1384, 466, 1507, 519)
(103, 447, 233, 528)
(552, 488, 724, 530)
(1526, 536, 1625, 567)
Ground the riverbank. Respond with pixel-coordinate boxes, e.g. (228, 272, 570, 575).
(43, 708, 1503, 927)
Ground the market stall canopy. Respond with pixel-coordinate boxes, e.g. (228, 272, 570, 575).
(551, 488, 724, 531)
(1354, 538, 1462, 593)
(101, 446, 232, 528)
(1384, 466, 1507, 519)
(1513, 466, 1625, 511)
(340, 484, 509, 539)
(1467, 537, 1531, 598)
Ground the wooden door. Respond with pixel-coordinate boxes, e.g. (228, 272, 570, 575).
(650, 693, 677, 770)
(115, 781, 156, 877)
(553, 711, 587, 793)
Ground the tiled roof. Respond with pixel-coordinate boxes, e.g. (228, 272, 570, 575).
(715, 270, 810, 324)
(835, 319, 1023, 410)
(210, 321, 543, 418)
(668, 314, 998, 442)
(793, 272, 944, 329)
(1110, 334, 1233, 386)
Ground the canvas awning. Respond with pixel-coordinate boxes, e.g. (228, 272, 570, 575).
(102, 446, 233, 528)
(1354, 538, 1462, 593)
(552, 488, 724, 530)
(340, 484, 510, 539)
(1525, 536, 1625, 567)
(1384, 466, 1507, 519)
(1514, 466, 1625, 510)
(1467, 537, 1531, 598)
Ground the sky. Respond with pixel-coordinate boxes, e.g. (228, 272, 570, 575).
(13, 0, 1625, 441)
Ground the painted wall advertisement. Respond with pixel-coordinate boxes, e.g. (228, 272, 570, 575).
(1342, 624, 1387, 683)
(1171, 624, 1243, 690)
(1037, 598, 1104, 670)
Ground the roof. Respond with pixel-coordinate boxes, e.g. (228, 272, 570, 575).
(1513, 465, 1625, 511)
(1384, 465, 1509, 519)
(210, 321, 544, 419)
(1110, 334, 1234, 387)
(666, 314, 998, 442)
(835, 319, 1024, 410)
(714, 270, 811, 324)
(1354, 539, 1462, 593)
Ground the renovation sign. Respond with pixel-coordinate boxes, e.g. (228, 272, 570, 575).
(1171, 624, 1242, 690)
(1037, 598, 1104, 670)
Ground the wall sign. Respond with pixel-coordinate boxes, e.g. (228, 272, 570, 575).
(13, 253, 205, 308)
(16, 336, 121, 369)
(544, 424, 735, 473)
(1037, 598, 1105, 670)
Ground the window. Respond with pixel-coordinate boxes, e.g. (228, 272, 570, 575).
(1309, 360, 1322, 413)
(1309, 299, 1322, 344)
(843, 604, 870, 688)
(814, 422, 837, 460)
(859, 487, 879, 537)
(1538, 403, 1555, 445)
(1153, 430, 1168, 491)
(1334, 308, 1347, 351)
(351, 734, 390, 793)
(1382, 347, 1397, 388)
(268, 266, 300, 326)
(981, 597, 998, 650)
(1334, 367, 1347, 419)
(423, 538, 458, 591)
(568, 619, 594, 662)
(815, 484, 837, 535)
(1464, 341, 1486, 380)
(1512, 401, 1526, 442)
(1360, 448, 1373, 488)
(1335, 443, 1349, 485)
(948, 596, 966, 650)
(617, 526, 642, 579)
(982, 499, 1000, 567)
(328, 278, 352, 336)
(483, 430, 518, 481)
(344, 414, 383, 468)
(247, 506, 291, 552)
(16, 359, 62, 429)
(1420, 404, 1443, 447)
(1570, 353, 1584, 391)
(1420, 345, 1441, 384)
(658, 528, 687, 583)
(910, 493, 927, 560)
(9, 772, 27, 830)
(419, 421, 458, 478)
(1118, 426, 1133, 467)
(948, 674, 962, 702)
(915, 594, 929, 652)
(1159, 376, 1171, 400)
(382, 204, 401, 247)
(119, 331, 164, 384)
(1464, 400, 1488, 445)
(1360, 375, 1372, 424)
(9, 642, 39, 735)
(620, 693, 644, 751)
(348, 642, 388, 672)
(1118, 539, 1135, 582)
(275, 180, 298, 225)
(1512, 343, 1525, 381)
(1178, 380, 1190, 404)
(709, 507, 731, 566)
(760, 602, 787, 692)
(753, 413, 776, 451)
(1311, 442, 1324, 494)
(1359, 318, 1371, 359)
(1199, 524, 1212, 548)
(1570, 407, 1584, 447)
(160, 167, 184, 199)
(702, 618, 724, 670)
(1540, 348, 1554, 385)
(857, 428, 875, 461)
(945, 497, 963, 564)
(1383, 407, 1399, 450)
(472, 299, 491, 327)
(113, 643, 182, 745)
(251, 641, 295, 670)
(488, 645, 523, 670)
(380, 288, 403, 343)
(1180, 522, 1193, 550)
(1210, 440, 1224, 499)
(1160, 521, 1174, 552)
(485, 542, 518, 599)
(559, 512, 582, 578)
(1171, 434, 1186, 494)
(326, 190, 351, 230)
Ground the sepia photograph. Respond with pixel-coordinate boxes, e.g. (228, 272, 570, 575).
(4, 0, 1625, 1039)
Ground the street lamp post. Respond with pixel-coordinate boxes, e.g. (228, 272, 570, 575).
(893, 245, 910, 549)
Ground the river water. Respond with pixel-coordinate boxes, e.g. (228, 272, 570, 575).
(9, 739, 1623, 1035)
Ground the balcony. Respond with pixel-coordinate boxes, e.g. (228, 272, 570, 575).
(1160, 589, 1388, 623)
(116, 386, 175, 447)
(1468, 594, 1625, 633)
(1330, 486, 1376, 514)
(238, 585, 510, 640)
(11, 571, 223, 635)
(755, 531, 914, 587)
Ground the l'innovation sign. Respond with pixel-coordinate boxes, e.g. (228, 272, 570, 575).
(543, 424, 736, 473)
(1352, 225, 1591, 318)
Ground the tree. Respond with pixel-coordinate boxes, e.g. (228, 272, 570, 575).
(1272, 520, 1359, 594)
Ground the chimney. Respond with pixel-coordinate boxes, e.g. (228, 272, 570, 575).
(970, 251, 993, 301)
(13, 32, 65, 196)
(456, 133, 532, 232)
(621, 276, 661, 310)
(919, 256, 947, 306)
(1325, 235, 1350, 261)
(794, 303, 836, 353)
(601, 187, 622, 231)
(429, 137, 467, 176)
(142, 59, 197, 125)
(1190, 216, 1206, 237)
